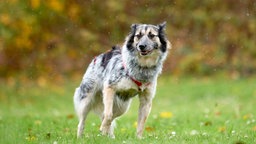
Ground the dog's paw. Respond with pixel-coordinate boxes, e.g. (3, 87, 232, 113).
(77, 128, 84, 138)
(110, 134, 115, 139)
(100, 125, 109, 135)
(100, 126, 115, 138)
(77, 135, 82, 139)
(136, 133, 145, 139)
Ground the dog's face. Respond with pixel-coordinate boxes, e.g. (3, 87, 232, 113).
(126, 22, 171, 57)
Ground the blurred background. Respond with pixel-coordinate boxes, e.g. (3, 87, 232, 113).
(0, 0, 255, 84)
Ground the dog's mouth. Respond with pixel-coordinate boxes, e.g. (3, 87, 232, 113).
(140, 50, 153, 56)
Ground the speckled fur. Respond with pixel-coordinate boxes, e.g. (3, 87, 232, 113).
(74, 22, 171, 138)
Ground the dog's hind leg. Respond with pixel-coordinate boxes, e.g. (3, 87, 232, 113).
(74, 79, 95, 138)
(76, 98, 91, 138)
(109, 119, 116, 138)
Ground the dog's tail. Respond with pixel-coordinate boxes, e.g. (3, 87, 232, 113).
(73, 87, 81, 114)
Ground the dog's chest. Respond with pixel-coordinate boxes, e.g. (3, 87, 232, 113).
(114, 78, 140, 100)
(115, 77, 137, 90)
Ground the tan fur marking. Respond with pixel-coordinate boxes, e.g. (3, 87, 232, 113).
(103, 86, 115, 121)
(100, 86, 115, 137)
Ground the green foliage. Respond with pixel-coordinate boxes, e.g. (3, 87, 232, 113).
(0, 77, 256, 143)
(0, 0, 255, 79)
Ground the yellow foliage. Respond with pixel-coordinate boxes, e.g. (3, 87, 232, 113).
(37, 77, 47, 87)
(13, 21, 34, 49)
(47, 0, 64, 12)
(107, 0, 123, 12)
(15, 37, 32, 49)
(8, 0, 18, 4)
(0, 14, 11, 25)
(30, 0, 40, 9)
(68, 4, 80, 20)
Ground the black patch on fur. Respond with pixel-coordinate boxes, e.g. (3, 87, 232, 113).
(117, 93, 130, 101)
(126, 24, 137, 51)
(79, 79, 95, 100)
(158, 23, 167, 53)
(101, 46, 121, 68)
(153, 42, 159, 49)
(145, 25, 149, 32)
(120, 66, 124, 70)
(116, 89, 138, 101)
(111, 58, 119, 72)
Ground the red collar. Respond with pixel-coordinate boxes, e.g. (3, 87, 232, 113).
(122, 60, 150, 90)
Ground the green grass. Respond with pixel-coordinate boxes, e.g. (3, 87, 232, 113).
(0, 77, 256, 144)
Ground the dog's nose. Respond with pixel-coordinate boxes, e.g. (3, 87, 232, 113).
(139, 45, 146, 51)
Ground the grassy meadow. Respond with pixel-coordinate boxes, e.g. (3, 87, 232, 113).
(0, 76, 256, 144)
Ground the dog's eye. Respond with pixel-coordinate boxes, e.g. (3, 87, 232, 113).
(135, 34, 142, 39)
(148, 33, 156, 39)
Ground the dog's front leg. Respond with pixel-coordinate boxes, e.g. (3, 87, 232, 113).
(137, 93, 153, 139)
(100, 86, 115, 138)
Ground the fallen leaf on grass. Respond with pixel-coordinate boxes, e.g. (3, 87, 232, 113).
(218, 126, 226, 132)
(26, 135, 37, 141)
(160, 112, 173, 118)
(243, 114, 252, 120)
(46, 133, 51, 139)
(145, 126, 155, 132)
(66, 114, 74, 119)
(215, 111, 221, 116)
(133, 122, 137, 128)
(204, 121, 212, 126)
(234, 141, 245, 144)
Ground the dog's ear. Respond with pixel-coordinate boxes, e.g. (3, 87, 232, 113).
(130, 24, 137, 34)
(157, 21, 171, 52)
(158, 21, 166, 32)
(126, 24, 137, 51)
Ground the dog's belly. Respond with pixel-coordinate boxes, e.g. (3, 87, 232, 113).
(91, 90, 134, 118)
(116, 89, 138, 101)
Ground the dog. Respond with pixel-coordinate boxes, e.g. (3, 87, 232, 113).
(74, 22, 171, 138)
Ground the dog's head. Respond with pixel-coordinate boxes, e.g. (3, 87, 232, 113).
(125, 22, 171, 57)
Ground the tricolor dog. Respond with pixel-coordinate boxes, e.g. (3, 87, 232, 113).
(74, 22, 171, 138)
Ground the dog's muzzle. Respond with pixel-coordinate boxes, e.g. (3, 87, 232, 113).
(138, 45, 153, 56)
